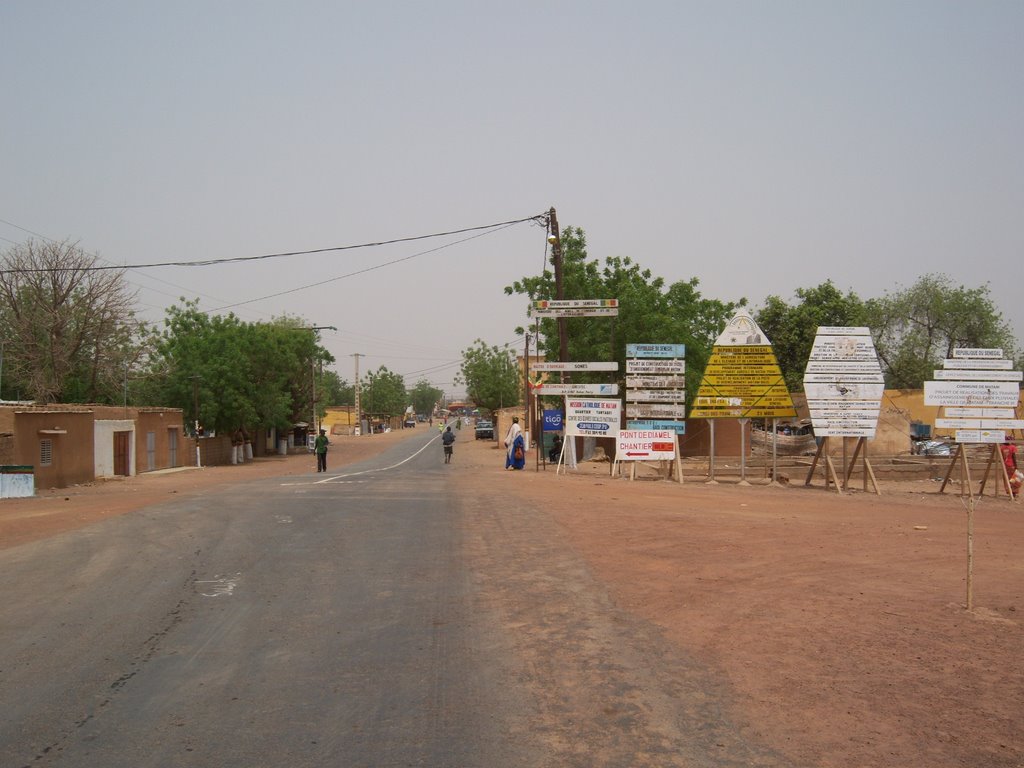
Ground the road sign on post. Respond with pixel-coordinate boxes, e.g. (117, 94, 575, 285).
(626, 343, 686, 359)
(626, 402, 687, 419)
(534, 383, 619, 396)
(624, 342, 686, 437)
(616, 430, 677, 460)
(530, 299, 619, 318)
(613, 429, 683, 483)
(532, 361, 619, 372)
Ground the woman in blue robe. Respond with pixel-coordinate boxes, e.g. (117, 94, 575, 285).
(504, 417, 526, 470)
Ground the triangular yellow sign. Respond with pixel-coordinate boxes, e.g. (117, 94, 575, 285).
(690, 311, 796, 419)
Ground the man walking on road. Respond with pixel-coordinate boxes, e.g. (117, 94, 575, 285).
(314, 429, 330, 473)
(442, 425, 455, 463)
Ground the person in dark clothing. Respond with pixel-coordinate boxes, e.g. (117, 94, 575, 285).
(548, 433, 564, 463)
(442, 426, 455, 463)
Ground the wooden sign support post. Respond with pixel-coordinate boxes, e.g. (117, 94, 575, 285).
(843, 436, 881, 495)
(976, 444, 1019, 503)
(767, 417, 782, 487)
(939, 444, 974, 497)
(612, 435, 683, 485)
(737, 418, 750, 486)
(706, 420, 718, 484)
(804, 436, 844, 494)
(613, 453, 683, 484)
(967, 494, 975, 612)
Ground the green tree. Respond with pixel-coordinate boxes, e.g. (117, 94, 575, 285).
(256, 319, 336, 427)
(506, 226, 742, 401)
(457, 339, 520, 417)
(755, 281, 867, 390)
(408, 378, 443, 416)
(361, 366, 407, 417)
(140, 301, 334, 433)
(0, 239, 145, 403)
(864, 274, 1016, 388)
(319, 369, 354, 406)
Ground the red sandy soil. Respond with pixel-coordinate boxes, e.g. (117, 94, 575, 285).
(3, 428, 1022, 767)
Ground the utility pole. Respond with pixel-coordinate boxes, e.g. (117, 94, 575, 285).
(549, 206, 577, 470)
(524, 333, 531, 411)
(351, 353, 363, 435)
(191, 374, 202, 469)
(300, 325, 337, 442)
(524, 332, 532, 445)
(547, 207, 569, 366)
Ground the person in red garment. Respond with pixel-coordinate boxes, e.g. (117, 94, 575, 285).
(1000, 440, 1019, 496)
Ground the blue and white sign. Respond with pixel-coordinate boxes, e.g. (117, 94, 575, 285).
(543, 410, 564, 432)
(626, 343, 686, 359)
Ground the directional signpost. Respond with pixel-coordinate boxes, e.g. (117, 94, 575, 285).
(530, 299, 619, 473)
(619, 343, 686, 482)
(802, 326, 885, 495)
(926, 348, 1023, 503)
(926, 348, 1023, 609)
(530, 299, 619, 318)
(532, 361, 619, 372)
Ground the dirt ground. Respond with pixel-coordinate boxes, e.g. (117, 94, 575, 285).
(3, 427, 1022, 767)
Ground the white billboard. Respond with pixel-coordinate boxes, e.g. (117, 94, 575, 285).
(564, 398, 621, 437)
(535, 383, 619, 396)
(615, 430, 677, 462)
(924, 381, 1020, 407)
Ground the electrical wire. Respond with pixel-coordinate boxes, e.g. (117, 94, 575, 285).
(0, 216, 268, 322)
(211, 220, 527, 312)
(0, 213, 548, 274)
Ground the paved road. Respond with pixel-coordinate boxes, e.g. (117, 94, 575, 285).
(1, 430, 785, 768)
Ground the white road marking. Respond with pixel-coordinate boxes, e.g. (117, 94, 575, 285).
(195, 574, 240, 598)
(280, 435, 442, 487)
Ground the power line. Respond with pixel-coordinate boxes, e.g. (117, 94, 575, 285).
(0, 216, 268, 322)
(0, 213, 547, 274)
(211, 220, 525, 312)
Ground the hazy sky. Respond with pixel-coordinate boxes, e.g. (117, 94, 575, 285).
(3, 2, 1021, 397)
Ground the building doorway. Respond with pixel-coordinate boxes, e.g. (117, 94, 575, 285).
(113, 431, 131, 476)
(168, 428, 178, 468)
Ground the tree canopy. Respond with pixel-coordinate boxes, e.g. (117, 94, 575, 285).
(361, 366, 407, 416)
(138, 301, 334, 433)
(755, 281, 867, 391)
(505, 226, 743, 400)
(864, 274, 1017, 389)
(457, 339, 520, 416)
(751, 275, 1015, 390)
(319, 369, 354, 407)
(408, 379, 443, 416)
(0, 239, 144, 403)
